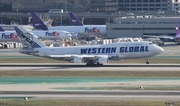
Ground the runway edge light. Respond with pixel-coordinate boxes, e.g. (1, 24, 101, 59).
(139, 86, 144, 89)
(24, 97, 28, 101)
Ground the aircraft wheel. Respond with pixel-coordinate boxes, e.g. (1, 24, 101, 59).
(86, 63, 91, 66)
(146, 58, 149, 64)
(86, 61, 95, 66)
(97, 62, 103, 66)
(146, 61, 149, 64)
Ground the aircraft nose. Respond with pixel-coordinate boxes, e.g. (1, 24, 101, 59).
(157, 46, 164, 54)
(67, 33, 72, 37)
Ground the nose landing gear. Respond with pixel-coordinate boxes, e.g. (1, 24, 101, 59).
(146, 58, 149, 64)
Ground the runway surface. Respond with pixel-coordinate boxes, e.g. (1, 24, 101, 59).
(1, 63, 180, 67)
(1, 90, 180, 95)
(0, 90, 180, 100)
(1, 66, 180, 71)
(0, 63, 180, 71)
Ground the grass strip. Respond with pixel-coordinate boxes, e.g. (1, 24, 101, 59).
(56, 85, 180, 90)
(0, 100, 178, 106)
(0, 71, 180, 77)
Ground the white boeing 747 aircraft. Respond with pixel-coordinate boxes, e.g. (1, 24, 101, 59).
(0, 26, 72, 42)
(14, 26, 164, 66)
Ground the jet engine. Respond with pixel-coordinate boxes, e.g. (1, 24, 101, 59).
(97, 57, 108, 64)
(71, 57, 83, 63)
(19, 48, 38, 54)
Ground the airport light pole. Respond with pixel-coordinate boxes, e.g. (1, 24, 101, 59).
(60, 15, 62, 26)
(65, 1, 67, 12)
(1, 13, 2, 24)
(1, 12, 3, 24)
(96, 8, 99, 12)
(16, 9, 18, 14)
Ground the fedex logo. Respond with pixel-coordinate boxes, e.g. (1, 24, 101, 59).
(2, 33, 18, 39)
(34, 23, 42, 26)
(45, 31, 60, 36)
(85, 27, 100, 33)
(72, 19, 78, 22)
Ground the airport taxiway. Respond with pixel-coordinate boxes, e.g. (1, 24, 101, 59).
(0, 90, 180, 100)
(0, 63, 180, 71)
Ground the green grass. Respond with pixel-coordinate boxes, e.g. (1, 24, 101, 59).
(67, 85, 180, 90)
(0, 100, 178, 106)
(0, 71, 180, 77)
(0, 57, 180, 63)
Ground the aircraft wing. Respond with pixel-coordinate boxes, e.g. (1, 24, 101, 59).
(144, 35, 175, 39)
(49, 54, 118, 57)
(158, 36, 175, 39)
(47, 54, 119, 61)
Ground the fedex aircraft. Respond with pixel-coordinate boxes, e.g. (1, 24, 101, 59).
(0, 26, 72, 42)
(144, 19, 180, 45)
(69, 12, 105, 27)
(14, 26, 164, 66)
(30, 12, 106, 35)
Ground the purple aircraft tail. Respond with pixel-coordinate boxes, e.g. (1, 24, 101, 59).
(30, 12, 48, 30)
(68, 12, 83, 26)
(0, 26, 5, 31)
(175, 19, 180, 38)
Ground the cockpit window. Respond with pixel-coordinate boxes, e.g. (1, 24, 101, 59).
(66, 33, 69, 34)
(149, 43, 153, 45)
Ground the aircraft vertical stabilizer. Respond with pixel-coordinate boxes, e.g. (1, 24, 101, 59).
(14, 26, 46, 48)
(30, 12, 48, 30)
(69, 12, 84, 26)
(175, 19, 180, 38)
(0, 26, 5, 31)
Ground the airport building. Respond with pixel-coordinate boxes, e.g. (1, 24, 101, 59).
(106, 16, 180, 38)
(118, 0, 172, 11)
(1, 0, 180, 12)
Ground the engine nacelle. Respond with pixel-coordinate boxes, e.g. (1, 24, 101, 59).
(98, 57, 108, 64)
(71, 57, 83, 63)
(19, 48, 38, 54)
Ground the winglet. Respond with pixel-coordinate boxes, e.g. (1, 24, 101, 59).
(30, 12, 49, 30)
(68, 12, 83, 26)
(175, 19, 180, 38)
(14, 26, 46, 48)
(0, 26, 5, 31)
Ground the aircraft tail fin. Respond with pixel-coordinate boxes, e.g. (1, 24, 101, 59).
(30, 12, 49, 30)
(0, 26, 5, 31)
(68, 12, 83, 26)
(175, 19, 180, 38)
(14, 26, 46, 48)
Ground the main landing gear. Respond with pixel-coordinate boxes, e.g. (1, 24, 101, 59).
(86, 61, 103, 66)
(146, 58, 149, 64)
